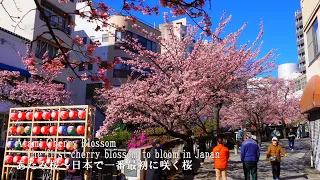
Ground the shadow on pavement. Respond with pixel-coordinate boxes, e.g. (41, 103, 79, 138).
(281, 174, 309, 179)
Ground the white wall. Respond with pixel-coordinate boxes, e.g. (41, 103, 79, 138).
(0, 30, 30, 113)
(0, 0, 37, 40)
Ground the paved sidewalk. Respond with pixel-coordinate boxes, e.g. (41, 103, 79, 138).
(192, 138, 320, 180)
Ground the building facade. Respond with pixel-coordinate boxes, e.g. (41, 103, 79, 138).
(295, 10, 306, 75)
(0, 0, 78, 146)
(300, 0, 320, 171)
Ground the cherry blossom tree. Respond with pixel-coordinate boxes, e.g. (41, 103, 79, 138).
(221, 77, 304, 145)
(268, 78, 306, 138)
(0, 70, 72, 107)
(0, 47, 72, 107)
(95, 11, 276, 149)
(1, 0, 214, 85)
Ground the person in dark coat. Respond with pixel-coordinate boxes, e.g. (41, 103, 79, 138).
(65, 140, 84, 180)
(197, 133, 206, 165)
(287, 128, 296, 151)
(146, 139, 164, 180)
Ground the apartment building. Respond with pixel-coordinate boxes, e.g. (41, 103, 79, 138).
(159, 17, 194, 53)
(300, 0, 320, 171)
(295, 10, 306, 74)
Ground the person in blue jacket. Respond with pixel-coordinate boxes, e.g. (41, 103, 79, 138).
(241, 132, 260, 180)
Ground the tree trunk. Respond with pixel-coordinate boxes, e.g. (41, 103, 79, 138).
(282, 122, 287, 139)
(256, 129, 262, 147)
(213, 102, 223, 133)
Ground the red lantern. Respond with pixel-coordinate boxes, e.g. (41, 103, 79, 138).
(69, 110, 78, 120)
(33, 126, 41, 135)
(9, 126, 17, 135)
(51, 111, 59, 120)
(41, 126, 50, 135)
(34, 111, 42, 121)
(26, 112, 33, 120)
(22, 140, 29, 150)
(46, 157, 55, 165)
(78, 110, 86, 119)
(21, 156, 28, 165)
(47, 141, 56, 150)
(5, 155, 13, 164)
(38, 157, 46, 165)
(42, 111, 51, 120)
(56, 157, 64, 166)
(18, 111, 26, 120)
(57, 141, 65, 151)
(31, 141, 39, 150)
(10, 112, 18, 121)
(13, 156, 21, 164)
(39, 141, 47, 150)
(16, 126, 24, 135)
(60, 111, 69, 120)
(49, 126, 57, 135)
(66, 141, 74, 151)
(76, 125, 85, 135)
(29, 157, 38, 165)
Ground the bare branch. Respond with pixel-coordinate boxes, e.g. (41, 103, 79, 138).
(0, 0, 20, 23)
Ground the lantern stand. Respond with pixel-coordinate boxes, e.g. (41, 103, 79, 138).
(1, 105, 95, 180)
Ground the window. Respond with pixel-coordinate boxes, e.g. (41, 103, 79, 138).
(82, 37, 87, 44)
(115, 31, 126, 42)
(86, 83, 102, 99)
(113, 57, 132, 78)
(78, 62, 93, 71)
(40, 1, 70, 34)
(102, 34, 108, 42)
(90, 36, 95, 43)
(313, 19, 319, 55)
(88, 64, 93, 70)
(35, 41, 59, 59)
(307, 18, 320, 63)
(114, 30, 157, 52)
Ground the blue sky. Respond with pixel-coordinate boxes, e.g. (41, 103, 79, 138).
(107, 0, 301, 77)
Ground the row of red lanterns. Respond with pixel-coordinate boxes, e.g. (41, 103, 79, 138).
(5, 155, 69, 166)
(10, 110, 87, 121)
(9, 125, 85, 135)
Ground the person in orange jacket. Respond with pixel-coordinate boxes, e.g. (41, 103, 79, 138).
(212, 137, 230, 180)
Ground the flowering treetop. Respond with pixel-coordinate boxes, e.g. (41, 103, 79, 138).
(95, 13, 276, 139)
(221, 77, 305, 129)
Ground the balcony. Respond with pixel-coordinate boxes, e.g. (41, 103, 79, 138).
(298, 48, 305, 54)
(299, 66, 306, 72)
(296, 20, 303, 27)
(299, 56, 306, 63)
(297, 38, 304, 46)
(296, 29, 303, 37)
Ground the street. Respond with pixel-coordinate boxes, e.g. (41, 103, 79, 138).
(193, 138, 320, 180)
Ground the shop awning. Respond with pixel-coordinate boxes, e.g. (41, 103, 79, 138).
(0, 63, 31, 77)
(300, 75, 320, 113)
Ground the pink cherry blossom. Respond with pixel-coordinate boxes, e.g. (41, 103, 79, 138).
(96, 14, 276, 139)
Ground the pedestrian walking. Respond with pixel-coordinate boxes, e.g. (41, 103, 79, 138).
(240, 132, 260, 180)
(212, 137, 230, 180)
(287, 128, 296, 151)
(272, 128, 281, 139)
(237, 127, 244, 146)
(146, 139, 165, 180)
(197, 133, 206, 165)
(266, 137, 287, 180)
